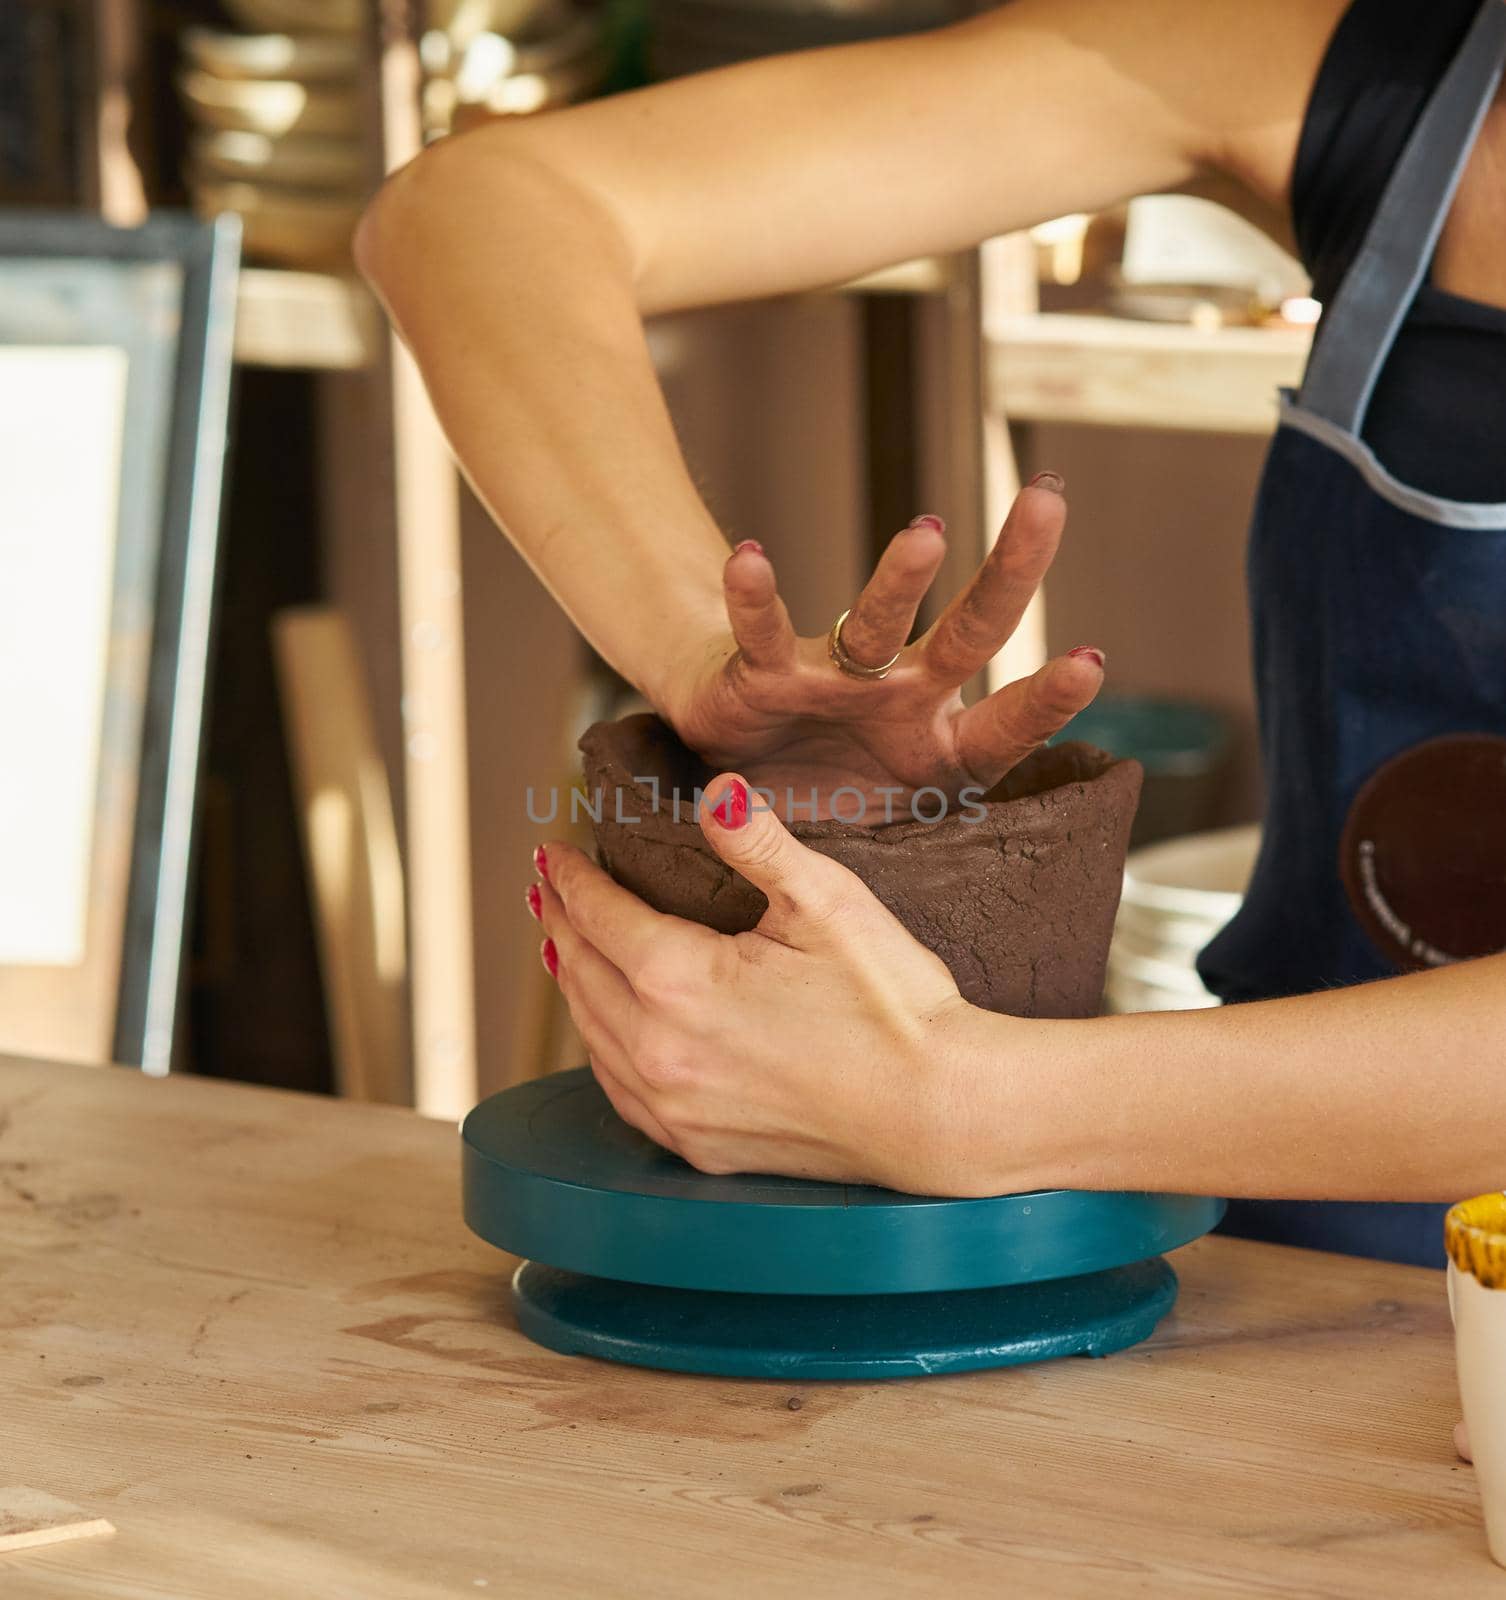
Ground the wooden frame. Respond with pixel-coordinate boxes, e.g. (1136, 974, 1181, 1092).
(0, 211, 240, 1073)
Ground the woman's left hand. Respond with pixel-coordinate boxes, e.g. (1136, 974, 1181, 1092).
(529, 772, 999, 1195)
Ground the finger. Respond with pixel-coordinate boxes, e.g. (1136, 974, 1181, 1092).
(698, 772, 858, 936)
(921, 477, 1067, 685)
(838, 517, 948, 668)
(539, 841, 712, 985)
(722, 540, 797, 671)
(566, 979, 678, 1150)
(537, 893, 679, 1146)
(1456, 1420, 1473, 1463)
(536, 879, 638, 1031)
(588, 1053, 679, 1151)
(952, 645, 1105, 788)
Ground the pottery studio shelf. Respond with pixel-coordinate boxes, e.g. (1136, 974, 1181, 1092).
(231, 254, 949, 373)
(232, 263, 1317, 435)
(985, 310, 1314, 435)
(234, 269, 380, 371)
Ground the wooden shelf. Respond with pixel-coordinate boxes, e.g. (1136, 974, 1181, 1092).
(233, 254, 947, 371)
(985, 311, 1312, 435)
(234, 269, 379, 371)
(837, 255, 951, 296)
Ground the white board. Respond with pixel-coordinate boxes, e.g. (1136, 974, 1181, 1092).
(0, 346, 129, 965)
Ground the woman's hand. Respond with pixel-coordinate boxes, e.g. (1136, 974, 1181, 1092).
(528, 773, 1004, 1194)
(661, 475, 1106, 817)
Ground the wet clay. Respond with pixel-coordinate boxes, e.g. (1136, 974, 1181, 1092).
(578, 714, 1142, 1019)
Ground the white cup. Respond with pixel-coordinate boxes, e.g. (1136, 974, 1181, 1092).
(1447, 1193, 1506, 1567)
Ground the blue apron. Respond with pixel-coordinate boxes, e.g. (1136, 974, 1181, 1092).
(1196, 0, 1506, 1268)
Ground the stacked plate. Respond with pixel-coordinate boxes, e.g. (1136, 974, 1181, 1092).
(179, 1, 610, 271)
(1105, 824, 1261, 1013)
(421, 1, 612, 137)
(179, 19, 366, 271)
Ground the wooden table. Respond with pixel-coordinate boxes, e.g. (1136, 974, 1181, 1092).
(1, 1056, 1494, 1598)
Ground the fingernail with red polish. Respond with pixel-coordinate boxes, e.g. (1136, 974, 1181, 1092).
(1068, 644, 1106, 668)
(533, 844, 549, 881)
(1029, 471, 1065, 493)
(540, 938, 559, 978)
(712, 778, 749, 830)
(525, 883, 542, 921)
(732, 539, 765, 557)
(908, 513, 945, 533)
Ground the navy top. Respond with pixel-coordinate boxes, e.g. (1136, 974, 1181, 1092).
(1290, 0, 1506, 501)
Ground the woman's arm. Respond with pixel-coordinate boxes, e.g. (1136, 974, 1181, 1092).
(529, 780, 1503, 1203)
(998, 954, 1506, 1203)
(354, 0, 1302, 715)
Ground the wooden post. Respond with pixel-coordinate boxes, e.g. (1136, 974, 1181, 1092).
(978, 232, 1046, 693)
(365, 0, 477, 1117)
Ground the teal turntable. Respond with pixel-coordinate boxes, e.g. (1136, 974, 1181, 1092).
(462, 1067, 1223, 1379)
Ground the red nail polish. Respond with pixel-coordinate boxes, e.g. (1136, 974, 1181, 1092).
(541, 938, 559, 978)
(1028, 471, 1065, 493)
(908, 514, 945, 533)
(1068, 644, 1105, 668)
(525, 883, 542, 921)
(732, 539, 765, 557)
(712, 778, 749, 830)
(533, 844, 549, 881)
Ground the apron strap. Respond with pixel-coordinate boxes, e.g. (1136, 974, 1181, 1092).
(1298, 0, 1506, 434)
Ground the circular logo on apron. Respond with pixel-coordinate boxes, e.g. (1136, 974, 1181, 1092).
(1339, 733, 1506, 970)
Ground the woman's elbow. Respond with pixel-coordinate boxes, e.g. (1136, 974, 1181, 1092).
(354, 134, 493, 295)
(355, 147, 438, 295)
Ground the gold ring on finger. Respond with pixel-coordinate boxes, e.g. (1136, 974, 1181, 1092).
(827, 609, 902, 681)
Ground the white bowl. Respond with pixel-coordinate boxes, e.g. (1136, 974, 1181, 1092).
(1121, 824, 1260, 920)
(1106, 942, 1216, 998)
(1114, 899, 1232, 956)
(1104, 965, 1222, 1014)
(1110, 915, 1214, 968)
(1105, 823, 1261, 1013)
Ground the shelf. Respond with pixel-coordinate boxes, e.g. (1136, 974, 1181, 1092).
(984, 311, 1312, 435)
(234, 255, 949, 372)
(837, 255, 951, 296)
(234, 269, 380, 372)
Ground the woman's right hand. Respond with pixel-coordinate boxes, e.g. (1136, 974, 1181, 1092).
(660, 474, 1108, 818)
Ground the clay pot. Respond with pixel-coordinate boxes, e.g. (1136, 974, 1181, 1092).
(578, 713, 1143, 1019)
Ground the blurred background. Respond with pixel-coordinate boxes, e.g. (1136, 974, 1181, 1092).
(0, 0, 1314, 1113)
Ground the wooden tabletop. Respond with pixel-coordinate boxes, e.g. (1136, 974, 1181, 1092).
(1, 1055, 1494, 1598)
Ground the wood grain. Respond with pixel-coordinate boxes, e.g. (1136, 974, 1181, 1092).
(0, 1055, 1494, 1598)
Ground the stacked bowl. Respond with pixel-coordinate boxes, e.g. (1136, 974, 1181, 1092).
(179, 8, 366, 271)
(1105, 823, 1261, 1013)
(179, 0, 611, 271)
(421, 0, 612, 137)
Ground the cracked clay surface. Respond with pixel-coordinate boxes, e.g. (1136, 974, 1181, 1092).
(578, 714, 1142, 1019)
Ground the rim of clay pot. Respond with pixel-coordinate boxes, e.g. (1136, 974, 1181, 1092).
(579, 713, 1140, 843)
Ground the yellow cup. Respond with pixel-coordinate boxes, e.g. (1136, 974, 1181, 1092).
(1447, 1193, 1506, 1567)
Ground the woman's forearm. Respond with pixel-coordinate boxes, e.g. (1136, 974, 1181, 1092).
(971, 953, 1506, 1201)
(355, 133, 732, 717)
